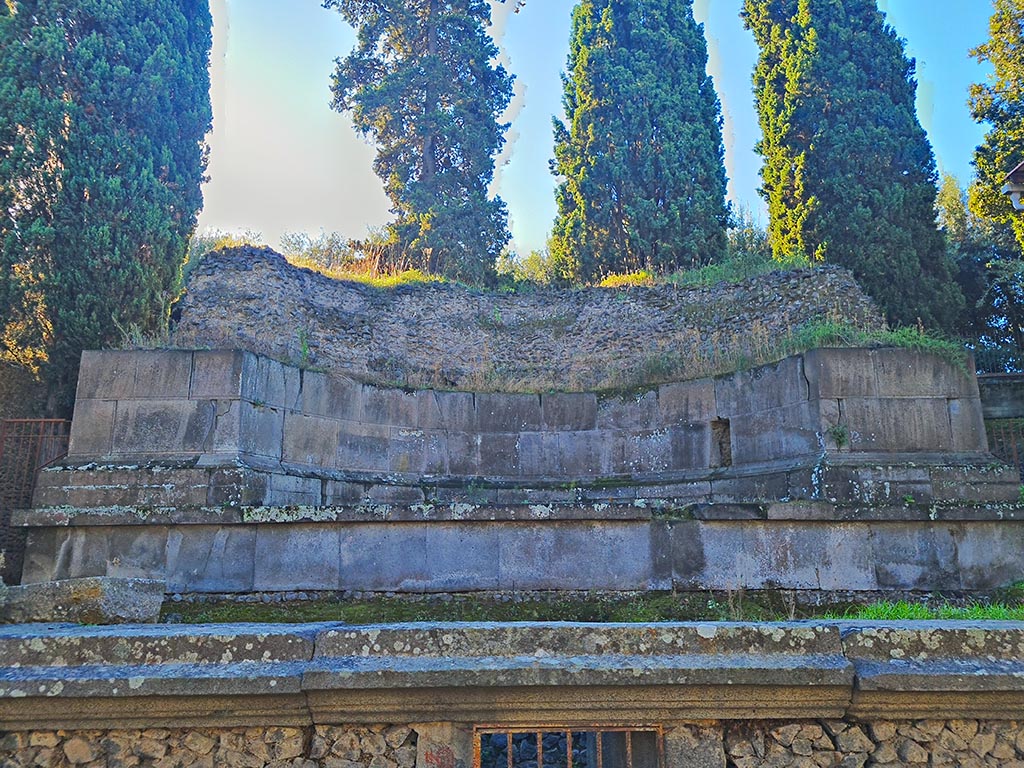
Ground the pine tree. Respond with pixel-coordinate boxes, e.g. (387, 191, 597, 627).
(0, 0, 212, 413)
(970, 0, 1024, 250)
(742, 0, 963, 330)
(326, 0, 513, 284)
(550, 0, 729, 283)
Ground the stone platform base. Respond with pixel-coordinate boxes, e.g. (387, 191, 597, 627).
(2, 621, 1024, 766)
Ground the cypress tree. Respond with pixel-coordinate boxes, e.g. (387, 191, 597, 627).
(325, 0, 513, 284)
(742, 0, 963, 330)
(550, 0, 729, 283)
(0, 0, 212, 413)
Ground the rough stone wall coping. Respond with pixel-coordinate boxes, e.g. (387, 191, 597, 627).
(1, 621, 1022, 729)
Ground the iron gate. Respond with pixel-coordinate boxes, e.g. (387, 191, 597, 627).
(0, 419, 70, 583)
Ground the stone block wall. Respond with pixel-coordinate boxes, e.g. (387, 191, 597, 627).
(3, 622, 1024, 767)
(57, 346, 997, 495)
(17, 345, 1023, 595)
(4, 720, 1024, 768)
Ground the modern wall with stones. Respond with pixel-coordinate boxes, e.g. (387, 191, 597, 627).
(14, 346, 1024, 595)
(2, 621, 1024, 767)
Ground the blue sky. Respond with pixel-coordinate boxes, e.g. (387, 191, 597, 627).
(197, 0, 995, 256)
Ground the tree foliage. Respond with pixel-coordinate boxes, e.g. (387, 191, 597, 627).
(0, 0, 212, 413)
(742, 0, 962, 330)
(325, 0, 513, 284)
(938, 174, 1024, 364)
(970, 0, 1024, 252)
(550, 0, 729, 283)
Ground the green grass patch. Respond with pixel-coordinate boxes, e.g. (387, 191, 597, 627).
(831, 600, 1024, 621)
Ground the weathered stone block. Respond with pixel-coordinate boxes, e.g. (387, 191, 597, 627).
(361, 386, 421, 428)
(446, 432, 480, 476)
(239, 402, 285, 460)
(821, 465, 933, 505)
(729, 402, 821, 465)
(541, 392, 598, 430)
(953, 523, 1024, 589)
(839, 398, 952, 453)
(804, 348, 878, 399)
(948, 398, 987, 452)
(266, 474, 321, 506)
(207, 466, 269, 506)
(978, 373, 1024, 419)
(0, 577, 165, 624)
(242, 354, 301, 410)
(324, 480, 366, 505)
(281, 413, 342, 468)
(300, 371, 363, 421)
(417, 390, 476, 431)
(670, 423, 712, 469)
(664, 724, 725, 768)
(253, 525, 340, 590)
(658, 378, 716, 425)
(477, 433, 520, 476)
(931, 465, 1021, 503)
(623, 429, 674, 474)
(710, 472, 791, 503)
(20, 528, 71, 583)
(67, 398, 115, 457)
(166, 526, 256, 592)
(132, 350, 194, 399)
(518, 431, 561, 478)
(104, 526, 170, 580)
(556, 430, 614, 478)
(596, 390, 659, 430)
(111, 400, 217, 456)
(75, 350, 138, 400)
(336, 422, 391, 472)
(869, 523, 959, 590)
(476, 392, 542, 432)
(497, 521, 652, 590)
(386, 427, 428, 475)
(190, 349, 245, 399)
(716, 355, 808, 418)
(873, 348, 976, 398)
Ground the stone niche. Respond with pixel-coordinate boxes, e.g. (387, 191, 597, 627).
(15, 346, 1024, 595)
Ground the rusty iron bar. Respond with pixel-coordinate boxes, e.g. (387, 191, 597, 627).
(474, 727, 663, 768)
(986, 419, 1023, 480)
(0, 419, 70, 510)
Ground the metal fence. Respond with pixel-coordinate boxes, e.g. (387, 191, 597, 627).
(0, 419, 70, 583)
(986, 419, 1024, 482)
(476, 728, 662, 768)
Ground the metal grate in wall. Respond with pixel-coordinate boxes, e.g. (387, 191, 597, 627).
(986, 418, 1024, 481)
(475, 728, 662, 768)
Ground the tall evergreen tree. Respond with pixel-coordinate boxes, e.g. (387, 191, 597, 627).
(970, 0, 1024, 251)
(938, 173, 1024, 358)
(550, 0, 729, 282)
(742, 0, 963, 330)
(325, 0, 513, 284)
(0, 0, 212, 413)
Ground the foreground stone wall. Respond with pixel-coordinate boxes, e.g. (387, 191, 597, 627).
(173, 248, 885, 392)
(3, 719, 1024, 768)
(0, 724, 415, 768)
(2, 622, 1024, 767)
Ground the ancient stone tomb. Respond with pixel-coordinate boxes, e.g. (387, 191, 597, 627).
(15, 345, 1023, 595)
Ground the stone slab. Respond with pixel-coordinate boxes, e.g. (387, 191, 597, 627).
(0, 577, 165, 624)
